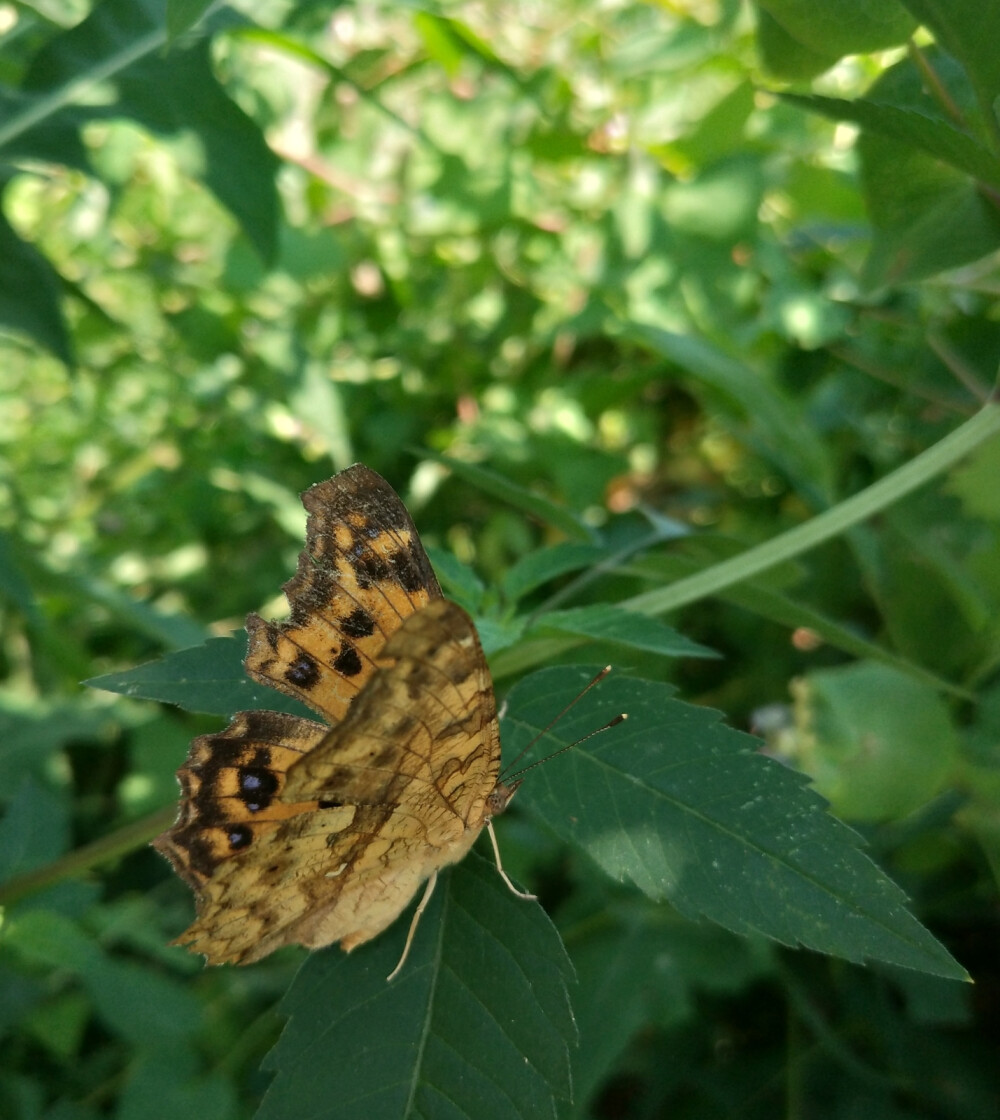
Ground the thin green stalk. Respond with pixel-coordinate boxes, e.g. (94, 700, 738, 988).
(0, 805, 174, 908)
(491, 401, 1000, 679)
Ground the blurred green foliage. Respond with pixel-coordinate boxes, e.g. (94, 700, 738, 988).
(2, 0, 1000, 1117)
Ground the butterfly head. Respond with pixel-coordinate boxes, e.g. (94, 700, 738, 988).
(486, 779, 521, 819)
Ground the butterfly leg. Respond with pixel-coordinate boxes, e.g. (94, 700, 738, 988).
(486, 820, 537, 901)
(386, 870, 438, 982)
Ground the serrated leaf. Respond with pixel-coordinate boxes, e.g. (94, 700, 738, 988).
(505, 667, 967, 981)
(257, 852, 575, 1120)
(85, 636, 312, 719)
(530, 604, 719, 660)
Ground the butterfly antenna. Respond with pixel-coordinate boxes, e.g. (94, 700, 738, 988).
(499, 665, 624, 782)
(503, 712, 627, 783)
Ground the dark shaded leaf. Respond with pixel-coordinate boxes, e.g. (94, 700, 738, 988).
(166, 0, 216, 40)
(901, 0, 1000, 122)
(756, 0, 915, 58)
(257, 852, 575, 1120)
(0, 198, 72, 364)
(0, 780, 70, 883)
(2, 910, 202, 1044)
(507, 667, 967, 980)
(502, 543, 611, 604)
(85, 636, 312, 719)
(781, 93, 1000, 190)
(530, 604, 719, 660)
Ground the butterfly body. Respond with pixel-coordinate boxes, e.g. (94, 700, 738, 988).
(154, 466, 513, 966)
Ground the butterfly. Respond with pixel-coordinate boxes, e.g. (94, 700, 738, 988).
(154, 464, 532, 978)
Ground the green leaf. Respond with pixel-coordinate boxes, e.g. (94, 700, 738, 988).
(166, 0, 215, 40)
(0, 702, 118, 792)
(85, 636, 312, 719)
(0, 197, 72, 365)
(506, 667, 967, 980)
(0, 780, 70, 883)
(530, 604, 719, 660)
(787, 662, 958, 821)
(625, 324, 833, 502)
(756, 0, 915, 58)
(0, 89, 90, 169)
(2, 910, 202, 1045)
(424, 545, 485, 609)
(257, 852, 575, 1120)
(21, 0, 279, 262)
(564, 915, 770, 1115)
(901, 0, 1000, 128)
(0, 530, 43, 627)
(753, 3, 841, 80)
(421, 453, 596, 543)
(850, 50, 1000, 284)
(780, 93, 1000, 190)
(502, 543, 611, 604)
(631, 551, 972, 698)
(946, 435, 1000, 520)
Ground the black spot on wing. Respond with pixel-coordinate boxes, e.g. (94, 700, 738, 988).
(333, 644, 363, 677)
(286, 653, 319, 689)
(341, 607, 376, 639)
(352, 550, 390, 589)
(238, 766, 279, 812)
(388, 546, 425, 592)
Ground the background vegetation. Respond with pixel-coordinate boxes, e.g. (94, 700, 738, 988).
(2, 0, 1000, 1117)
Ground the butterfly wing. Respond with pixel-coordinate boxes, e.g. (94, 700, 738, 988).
(161, 599, 501, 965)
(244, 464, 442, 723)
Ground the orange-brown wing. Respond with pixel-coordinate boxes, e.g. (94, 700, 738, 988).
(153, 709, 330, 894)
(244, 464, 442, 725)
(160, 599, 501, 966)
